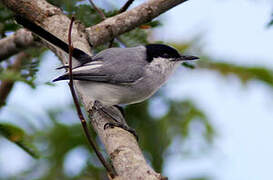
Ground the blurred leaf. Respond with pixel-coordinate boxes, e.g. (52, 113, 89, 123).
(199, 58, 273, 88)
(182, 62, 195, 69)
(165, 100, 214, 142)
(268, 13, 273, 27)
(125, 99, 213, 172)
(74, 4, 102, 27)
(171, 42, 198, 69)
(74, 5, 119, 27)
(0, 122, 39, 158)
(0, 47, 45, 88)
(171, 42, 195, 52)
(31, 107, 105, 179)
(0, 3, 19, 36)
(46, 2, 117, 26)
(0, 70, 26, 81)
(21, 48, 46, 87)
(145, 20, 162, 28)
(119, 28, 148, 47)
(44, 81, 55, 86)
(47, 0, 78, 14)
(139, 20, 162, 29)
(0, 70, 35, 88)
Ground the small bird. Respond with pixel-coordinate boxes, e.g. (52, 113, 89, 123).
(16, 16, 198, 136)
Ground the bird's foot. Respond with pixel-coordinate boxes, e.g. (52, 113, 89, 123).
(93, 100, 138, 141)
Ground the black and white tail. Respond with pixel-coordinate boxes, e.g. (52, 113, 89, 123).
(15, 15, 92, 64)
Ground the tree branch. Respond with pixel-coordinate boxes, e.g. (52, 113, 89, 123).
(0, 29, 34, 61)
(87, 0, 188, 46)
(108, 0, 135, 48)
(1, 0, 188, 179)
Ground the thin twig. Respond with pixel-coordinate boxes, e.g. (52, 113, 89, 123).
(67, 16, 116, 178)
(0, 52, 26, 108)
(108, 0, 135, 48)
(88, 0, 106, 20)
(119, 0, 135, 13)
(88, 0, 134, 48)
(87, 0, 115, 48)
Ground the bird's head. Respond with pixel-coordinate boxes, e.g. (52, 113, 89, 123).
(145, 44, 199, 63)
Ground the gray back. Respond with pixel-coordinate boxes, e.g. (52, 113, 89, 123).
(70, 46, 148, 84)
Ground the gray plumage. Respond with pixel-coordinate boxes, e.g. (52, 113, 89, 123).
(57, 46, 147, 84)
(55, 46, 181, 105)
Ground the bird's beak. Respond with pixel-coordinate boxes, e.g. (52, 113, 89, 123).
(175, 55, 199, 61)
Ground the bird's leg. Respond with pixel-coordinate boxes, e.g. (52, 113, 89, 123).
(114, 105, 125, 118)
(93, 101, 138, 141)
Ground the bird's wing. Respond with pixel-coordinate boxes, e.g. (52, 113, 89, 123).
(53, 47, 147, 84)
(16, 16, 148, 84)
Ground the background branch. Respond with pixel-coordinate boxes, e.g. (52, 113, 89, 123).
(0, 29, 34, 61)
(119, 0, 135, 13)
(88, 0, 106, 20)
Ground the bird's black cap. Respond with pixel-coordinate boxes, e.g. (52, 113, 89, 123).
(145, 44, 198, 62)
(145, 44, 181, 62)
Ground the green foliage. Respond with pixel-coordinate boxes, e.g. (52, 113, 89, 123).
(143, 20, 162, 28)
(199, 58, 273, 88)
(46, 1, 118, 27)
(0, 93, 213, 179)
(0, 47, 45, 88)
(0, 3, 19, 37)
(0, 122, 39, 158)
(182, 62, 195, 69)
(11, 106, 106, 180)
(74, 5, 120, 27)
(167, 100, 214, 142)
(171, 42, 198, 69)
(119, 28, 149, 47)
(268, 13, 273, 27)
(0, 70, 28, 82)
(74, 5, 102, 26)
(125, 99, 213, 172)
(47, 0, 80, 14)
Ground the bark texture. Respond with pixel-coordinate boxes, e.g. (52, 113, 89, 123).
(0, 0, 188, 179)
